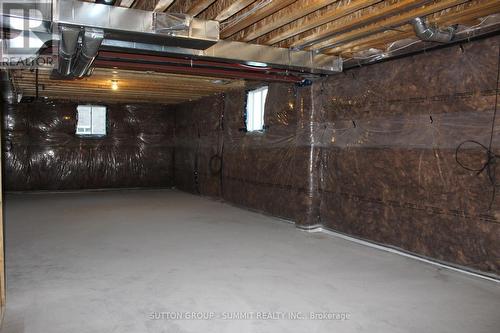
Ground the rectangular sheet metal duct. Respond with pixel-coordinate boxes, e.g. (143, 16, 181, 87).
(54, 0, 219, 50)
(0, 0, 342, 74)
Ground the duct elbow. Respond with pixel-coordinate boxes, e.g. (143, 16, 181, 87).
(57, 26, 81, 76)
(72, 28, 104, 78)
(411, 17, 455, 43)
(57, 27, 104, 79)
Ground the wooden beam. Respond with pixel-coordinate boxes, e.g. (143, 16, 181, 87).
(330, 29, 408, 56)
(15, 77, 240, 91)
(221, 0, 297, 38)
(11, 68, 244, 104)
(327, 0, 500, 56)
(15, 84, 195, 95)
(237, 0, 338, 42)
(291, 0, 433, 49)
(214, 0, 255, 21)
(117, 0, 135, 7)
(131, 0, 151, 10)
(19, 90, 189, 104)
(187, 0, 217, 17)
(16, 80, 232, 94)
(153, 0, 175, 12)
(257, 0, 381, 45)
(310, 0, 470, 51)
(16, 86, 215, 103)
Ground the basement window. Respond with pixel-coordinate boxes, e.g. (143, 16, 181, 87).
(76, 105, 107, 136)
(246, 86, 268, 132)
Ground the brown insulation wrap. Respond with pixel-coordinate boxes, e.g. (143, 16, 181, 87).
(2, 100, 175, 190)
(174, 95, 225, 197)
(314, 36, 500, 274)
(174, 83, 320, 225)
(222, 84, 319, 225)
(174, 35, 500, 275)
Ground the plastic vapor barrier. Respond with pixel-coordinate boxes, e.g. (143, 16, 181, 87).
(3, 100, 175, 190)
(174, 35, 500, 275)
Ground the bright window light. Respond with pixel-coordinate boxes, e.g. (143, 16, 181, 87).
(76, 105, 107, 136)
(246, 86, 268, 132)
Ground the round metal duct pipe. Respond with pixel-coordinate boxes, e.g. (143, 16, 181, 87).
(411, 17, 455, 43)
(95, 0, 117, 5)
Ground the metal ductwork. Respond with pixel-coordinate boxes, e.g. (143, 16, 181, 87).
(57, 27, 104, 78)
(95, 0, 117, 5)
(0, 70, 18, 104)
(0, 0, 342, 77)
(411, 17, 455, 43)
(71, 28, 104, 78)
(54, 0, 218, 50)
(57, 26, 81, 76)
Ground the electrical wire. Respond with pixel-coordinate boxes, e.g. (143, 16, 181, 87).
(349, 40, 423, 61)
(458, 16, 491, 35)
(456, 46, 500, 210)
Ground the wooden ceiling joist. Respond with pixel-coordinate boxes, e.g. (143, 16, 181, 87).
(153, 0, 175, 12)
(11, 68, 244, 105)
(234, 0, 339, 42)
(166, 0, 199, 14)
(213, 0, 255, 21)
(187, 0, 217, 16)
(309, 0, 470, 52)
(117, 0, 136, 7)
(291, 0, 433, 49)
(38, 0, 500, 103)
(131, 0, 156, 10)
(220, 0, 297, 38)
(257, 0, 382, 46)
(88, 0, 500, 53)
(328, 0, 500, 57)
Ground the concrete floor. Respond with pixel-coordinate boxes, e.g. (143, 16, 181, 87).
(1, 190, 499, 333)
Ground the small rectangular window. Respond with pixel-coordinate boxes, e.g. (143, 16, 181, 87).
(246, 86, 268, 132)
(76, 105, 107, 136)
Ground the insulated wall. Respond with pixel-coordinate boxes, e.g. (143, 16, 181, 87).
(222, 85, 318, 225)
(3, 36, 497, 275)
(314, 36, 500, 275)
(174, 35, 500, 276)
(174, 83, 318, 224)
(174, 95, 224, 197)
(2, 100, 175, 190)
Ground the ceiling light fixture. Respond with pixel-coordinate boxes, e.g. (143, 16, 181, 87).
(245, 61, 268, 68)
(111, 79, 119, 90)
